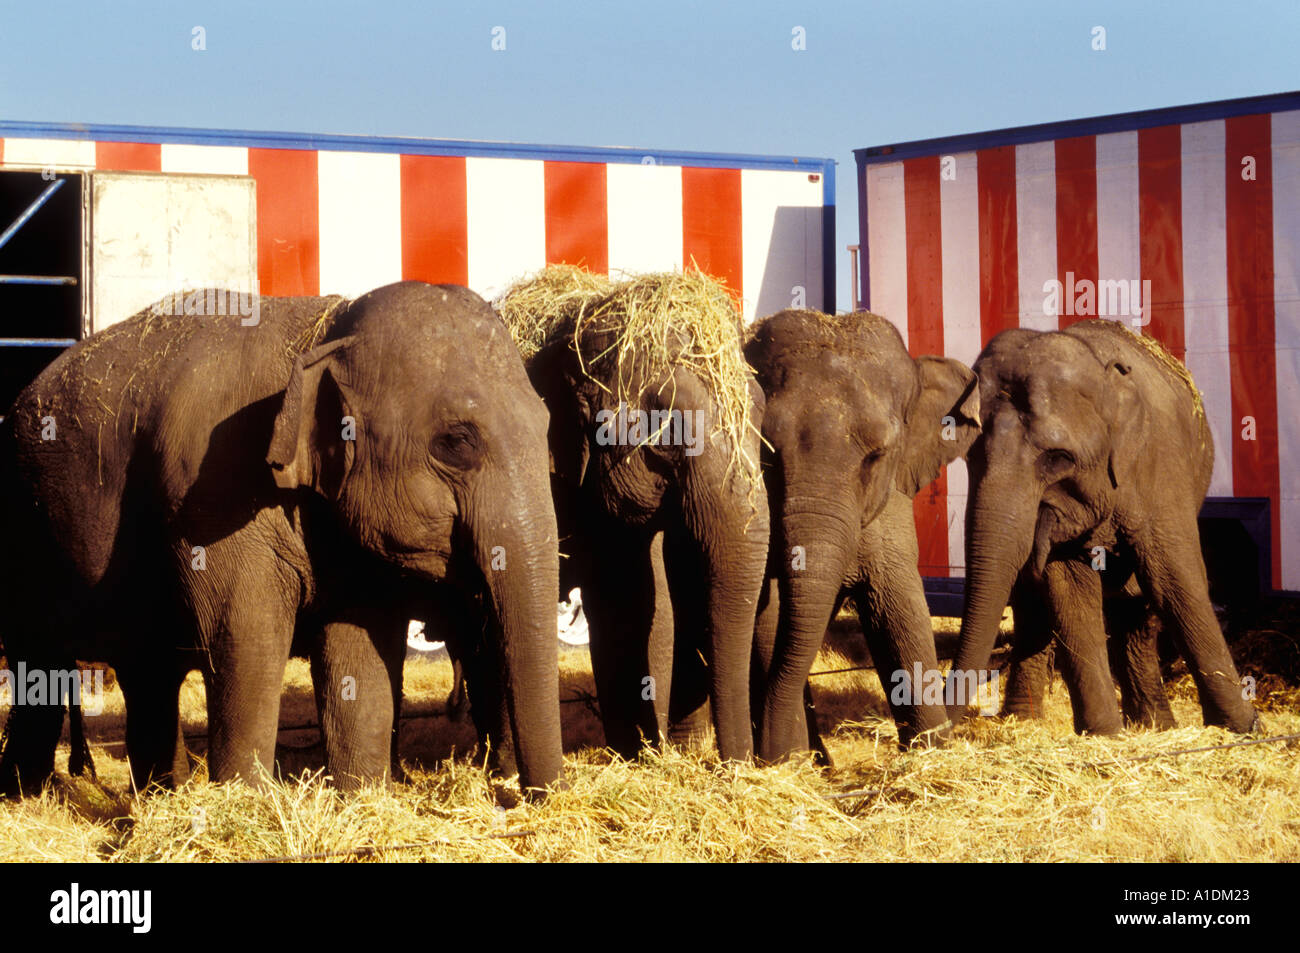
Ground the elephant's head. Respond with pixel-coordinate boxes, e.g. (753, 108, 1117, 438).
(745, 310, 980, 756)
(950, 324, 1143, 701)
(266, 282, 563, 792)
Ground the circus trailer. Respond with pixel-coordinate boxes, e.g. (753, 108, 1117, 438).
(855, 90, 1300, 610)
(0, 121, 836, 414)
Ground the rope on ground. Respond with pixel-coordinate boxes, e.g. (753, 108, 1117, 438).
(1077, 731, 1300, 768)
(821, 732, 1300, 805)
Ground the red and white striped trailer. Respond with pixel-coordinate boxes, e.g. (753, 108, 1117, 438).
(856, 90, 1300, 599)
(0, 121, 835, 409)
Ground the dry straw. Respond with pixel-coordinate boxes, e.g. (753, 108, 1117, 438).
(496, 265, 762, 495)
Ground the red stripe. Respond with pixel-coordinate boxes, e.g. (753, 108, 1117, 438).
(1138, 126, 1186, 361)
(682, 167, 742, 299)
(1225, 114, 1281, 589)
(95, 141, 161, 172)
(544, 161, 607, 274)
(248, 148, 319, 297)
(903, 156, 949, 576)
(1054, 136, 1099, 329)
(400, 155, 468, 286)
(977, 146, 1020, 345)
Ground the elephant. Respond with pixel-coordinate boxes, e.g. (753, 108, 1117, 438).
(488, 278, 770, 763)
(948, 318, 1258, 735)
(745, 309, 981, 762)
(0, 282, 564, 797)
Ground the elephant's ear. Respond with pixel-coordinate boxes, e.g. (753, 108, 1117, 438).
(530, 342, 592, 488)
(896, 356, 982, 498)
(1102, 358, 1144, 490)
(267, 337, 357, 499)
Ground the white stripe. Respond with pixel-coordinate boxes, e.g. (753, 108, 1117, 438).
(740, 168, 824, 323)
(1180, 120, 1234, 497)
(606, 163, 683, 277)
(1095, 131, 1142, 325)
(1272, 110, 1300, 590)
(0, 137, 95, 169)
(466, 157, 546, 302)
(940, 152, 981, 367)
(865, 163, 908, 346)
(160, 144, 248, 175)
(1015, 141, 1058, 331)
(317, 151, 402, 297)
(939, 151, 980, 577)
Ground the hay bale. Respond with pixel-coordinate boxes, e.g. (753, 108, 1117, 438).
(496, 266, 761, 494)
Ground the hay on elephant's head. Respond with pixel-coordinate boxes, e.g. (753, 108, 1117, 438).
(495, 265, 618, 361)
(496, 266, 762, 499)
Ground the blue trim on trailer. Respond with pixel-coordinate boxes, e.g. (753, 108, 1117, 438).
(854, 90, 1300, 166)
(821, 160, 836, 313)
(0, 119, 836, 175)
(0, 338, 77, 347)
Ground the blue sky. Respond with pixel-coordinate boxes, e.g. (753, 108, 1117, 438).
(3, 0, 1296, 308)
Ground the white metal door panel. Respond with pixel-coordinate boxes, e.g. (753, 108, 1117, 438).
(91, 171, 257, 332)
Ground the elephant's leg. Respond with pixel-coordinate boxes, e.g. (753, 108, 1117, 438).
(0, 691, 64, 797)
(118, 664, 187, 793)
(1001, 576, 1055, 720)
(311, 608, 407, 790)
(801, 682, 833, 768)
(582, 526, 664, 758)
(855, 491, 951, 746)
(1104, 584, 1177, 730)
(445, 605, 518, 778)
(1044, 559, 1122, 735)
(1134, 515, 1257, 732)
(201, 562, 298, 785)
(661, 530, 713, 749)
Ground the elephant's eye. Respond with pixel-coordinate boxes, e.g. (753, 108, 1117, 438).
(431, 422, 484, 470)
(1039, 449, 1075, 481)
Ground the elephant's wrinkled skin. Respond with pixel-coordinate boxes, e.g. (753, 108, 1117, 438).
(0, 283, 563, 796)
(746, 310, 980, 761)
(950, 319, 1257, 735)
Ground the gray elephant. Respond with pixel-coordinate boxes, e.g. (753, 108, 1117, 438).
(0, 283, 564, 796)
(949, 319, 1258, 735)
(495, 271, 770, 762)
(745, 309, 981, 761)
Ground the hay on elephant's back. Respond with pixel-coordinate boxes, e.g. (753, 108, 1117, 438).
(1092, 319, 1206, 425)
(497, 266, 761, 498)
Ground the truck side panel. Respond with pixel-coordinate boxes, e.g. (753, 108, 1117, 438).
(860, 102, 1300, 593)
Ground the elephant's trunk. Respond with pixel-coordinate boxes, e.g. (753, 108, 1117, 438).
(759, 498, 856, 763)
(471, 470, 564, 796)
(948, 462, 1039, 718)
(683, 469, 770, 763)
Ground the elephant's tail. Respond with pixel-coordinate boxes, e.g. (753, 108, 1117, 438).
(67, 685, 97, 780)
(446, 658, 470, 723)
